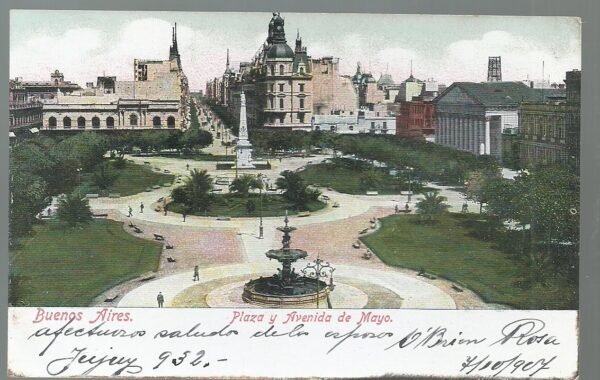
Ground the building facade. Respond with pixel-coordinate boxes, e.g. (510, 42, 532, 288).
(518, 69, 580, 170)
(9, 79, 43, 141)
(41, 25, 189, 131)
(434, 81, 562, 160)
(396, 99, 436, 140)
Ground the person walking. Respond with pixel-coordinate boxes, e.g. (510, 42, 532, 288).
(193, 265, 199, 282)
(394, 204, 399, 214)
(128, 206, 133, 217)
(140, 202, 144, 213)
(157, 292, 164, 308)
(186, 163, 190, 171)
(405, 202, 410, 212)
(182, 210, 187, 222)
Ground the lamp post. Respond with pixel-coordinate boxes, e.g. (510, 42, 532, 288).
(259, 176, 264, 239)
(76, 167, 82, 198)
(301, 256, 336, 309)
(406, 166, 414, 203)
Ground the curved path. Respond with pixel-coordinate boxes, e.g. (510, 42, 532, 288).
(90, 154, 494, 310)
(117, 263, 456, 309)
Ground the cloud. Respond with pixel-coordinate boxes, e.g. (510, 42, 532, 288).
(438, 30, 581, 84)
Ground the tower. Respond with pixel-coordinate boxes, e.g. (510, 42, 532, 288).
(487, 56, 502, 82)
(236, 90, 254, 168)
(169, 23, 181, 68)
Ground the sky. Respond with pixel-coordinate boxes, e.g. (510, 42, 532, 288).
(10, 10, 581, 91)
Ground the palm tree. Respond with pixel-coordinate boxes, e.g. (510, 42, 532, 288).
(415, 190, 449, 223)
(275, 170, 307, 207)
(229, 174, 263, 197)
(56, 192, 93, 227)
(183, 169, 213, 212)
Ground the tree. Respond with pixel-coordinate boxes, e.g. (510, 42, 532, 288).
(464, 167, 502, 213)
(415, 191, 449, 223)
(180, 128, 213, 152)
(56, 192, 93, 227)
(93, 162, 119, 190)
(9, 171, 49, 243)
(276, 170, 313, 209)
(174, 169, 214, 212)
(245, 199, 256, 214)
(229, 174, 263, 197)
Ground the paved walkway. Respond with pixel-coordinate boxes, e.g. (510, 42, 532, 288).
(89, 154, 498, 310)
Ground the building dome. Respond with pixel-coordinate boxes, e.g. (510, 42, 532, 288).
(266, 43, 295, 59)
(378, 73, 395, 87)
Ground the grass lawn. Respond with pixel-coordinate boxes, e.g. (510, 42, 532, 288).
(152, 153, 235, 162)
(299, 159, 427, 195)
(361, 213, 577, 310)
(79, 161, 175, 196)
(169, 194, 326, 217)
(9, 220, 163, 307)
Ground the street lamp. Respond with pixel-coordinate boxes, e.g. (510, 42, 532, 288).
(76, 167, 83, 198)
(405, 166, 414, 203)
(259, 176, 264, 239)
(301, 256, 336, 309)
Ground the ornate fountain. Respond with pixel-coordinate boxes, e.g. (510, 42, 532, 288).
(242, 214, 335, 308)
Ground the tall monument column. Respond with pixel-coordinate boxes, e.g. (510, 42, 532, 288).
(236, 90, 255, 168)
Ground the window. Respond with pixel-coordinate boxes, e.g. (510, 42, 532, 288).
(383, 122, 387, 129)
(315, 125, 320, 131)
(330, 125, 336, 131)
(279, 98, 284, 109)
(279, 65, 284, 75)
(371, 122, 375, 128)
(153, 116, 161, 127)
(270, 84, 274, 92)
(106, 117, 115, 128)
(77, 116, 86, 128)
(92, 117, 100, 128)
(167, 116, 176, 128)
(299, 98, 305, 109)
(299, 83, 305, 92)
(298, 113, 305, 123)
(130, 114, 138, 126)
(279, 83, 284, 92)
(270, 65, 275, 76)
(349, 125, 354, 131)
(269, 97, 274, 109)
(49, 116, 57, 128)
(63, 117, 71, 128)
(299, 67, 305, 74)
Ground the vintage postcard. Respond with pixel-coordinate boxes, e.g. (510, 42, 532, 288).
(8, 9, 580, 378)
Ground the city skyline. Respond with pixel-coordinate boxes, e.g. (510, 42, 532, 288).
(10, 10, 581, 90)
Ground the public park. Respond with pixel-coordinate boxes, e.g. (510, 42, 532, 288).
(8, 95, 579, 311)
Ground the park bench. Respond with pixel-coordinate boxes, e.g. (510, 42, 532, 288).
(152, 185, 161, 189)
(104, 295, 119, 303)
(162, 183, 171, 187)
(359, 228, 369, 234)
(139, 275, 156, 282)
(321, 195, 330, 201)
(86, 194, 99, 199)
(397, 209, 411, 213)
(352, 241, 361, 249)
(92, 213, 108, 218)
(153, 234, 165, 241)
(332, 202, 340, 208)
(366, 191, 379, 196)
(297, 211, 311, 217)
(157, 197, 164, 202)
(163, 169, 171, 173)
(451, 284, 464, 293)
(143, 161, 151, 165)
(166, 257, 176, 263)
(165, 242, 174, 249)
(133, 226, 143, 234)
(108, 193, 120, 198)
(216, 216, 231, 221)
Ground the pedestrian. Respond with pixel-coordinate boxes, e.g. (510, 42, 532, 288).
(182, 210, 187, 222)
(164, 207, 167, 216)
(47, 207, 52, 217)
(140, 202, 144, 213)
(394, 204, 399, 213)
(462, 202, 469, 213)
(405, 202, 410, 212)
(193, 265, 199, 281)
(157, 292, 164, 308)
(186, 163, 190, 171)
(128, 206, 133, 217)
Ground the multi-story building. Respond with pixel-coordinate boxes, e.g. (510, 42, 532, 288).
(396, 99, 436, 140)
(351, 63, 385, 110)
(41, 25, 189, 131)
(9, 79, 43, 141)
(311, 104, 396, 135)
(15, 70, 81, 102)
(518, 69, 580, 171)
(434, 81, 563, 160)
